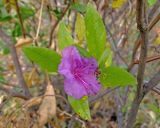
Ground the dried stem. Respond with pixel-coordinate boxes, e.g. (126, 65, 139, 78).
(34, 0, 44, 44)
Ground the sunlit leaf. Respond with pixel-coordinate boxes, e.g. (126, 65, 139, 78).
(85, 3, 106, 60)
(154, 37, 160, 45)
(23, 46, 61, 73)
(99, 66, 137, 87)
(58, 22, 74, 50)
(98, 48, 112, 68)
(75, 13, 85, 42)
(112, 0, 127, 9)
(68, 96, 91, 120)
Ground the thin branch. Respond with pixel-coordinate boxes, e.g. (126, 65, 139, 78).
(144, 70, 160, 93)
(148, 12, 160, 31)
(89, 86, 120, 103)
(15, 0, 26, 38)
(126, 0, 148, 127)
(48, 3, 71, 48)
(152, 87, 160, 95)
(0, 85, 29, 100)
(0, 28, 31, 98)
(148, 0, 160, 22)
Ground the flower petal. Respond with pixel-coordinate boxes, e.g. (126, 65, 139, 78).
(58, 46, 82, 79)
(82, 58, 98, 74)
(64, 78, 87, 99)
(79, 74, 101, 96)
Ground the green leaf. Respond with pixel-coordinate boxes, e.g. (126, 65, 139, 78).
(0, 15, 12, 22)
(23, 46, 61, 73)
(2, 47, 10, 55)
(53, 9, 62, 19)
(147, 0, 157, 6)
(71, 3, 86, 13)
(75, 44, 91, 58)
(0, 75, 5, 83)
(75, 13, 85, 42)
(98, 48, 112, 68)
(12, 22, 22, 37)
(85, 3, 106, 60)
(20, 6, 34, 19)
(99, 66, 137, 87)
(68, 96, 91, 120)
(58, 22, 74, 50)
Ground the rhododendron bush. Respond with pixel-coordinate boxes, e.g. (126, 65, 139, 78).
(23, 3, 137, 120)
(0, 0, 159, 128)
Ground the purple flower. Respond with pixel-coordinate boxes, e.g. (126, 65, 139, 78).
(58, 46, 101, 99)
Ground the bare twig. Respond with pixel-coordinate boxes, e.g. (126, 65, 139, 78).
(128, 10, 160, 71)
(89, 86, 120, 103)
(57, 108, 86, 127)
(152, 87, 160, 95)
(148, 12, 160, 31)
(0, 28, 31, 98)
(144, 70, 160, 93)
(15, 0, 26, 38)
(114, 91, 123, 128)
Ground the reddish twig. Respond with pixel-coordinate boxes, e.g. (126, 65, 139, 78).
(133, 55, 160, 64)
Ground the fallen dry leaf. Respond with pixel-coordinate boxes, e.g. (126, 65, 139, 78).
(15, 37, 32, 48)
(37, 83, 56, 127)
